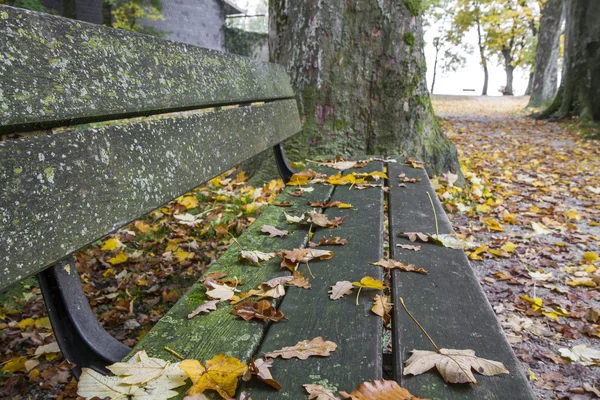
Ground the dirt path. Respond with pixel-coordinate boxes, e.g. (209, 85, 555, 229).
(432, 95, 600, 399)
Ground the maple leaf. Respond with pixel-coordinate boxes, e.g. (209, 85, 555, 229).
(396, 244, 421, 251)
(231, 300, 287, 322)
(242, 358, 281, 390)
(264, 337, 337, 360)
(371, 294, 392, 324)
(204, 278, 239, 301)
(107, 350, 186, 385)
(371, 259, 428, 275)
(329, 281, 354, 300)
(239, 250, 277, 265)
(242, 283, 286, 300)
(188, 300, 219, 319)
(78, 369, 142, 399)
(288, 270, 311, 289)
(339, 379, 425, 399)
(304, 383, 340, 399)
(309, 237, 349, 247)
(260, 225, 289, 238)
(102, 237, 124, 251)
(403, 348, 509, 384)
(182, 354, 248, 399)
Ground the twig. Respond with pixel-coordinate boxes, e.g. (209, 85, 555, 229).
(164, 346, 185, 360)
(399, 298, 440, 352)
(355, 287, 362, 306)
(426, 192, 439, 237)
(305, 261, 315, 279)
(229, 233, 245, 251)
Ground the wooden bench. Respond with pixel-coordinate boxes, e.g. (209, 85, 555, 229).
(0, 6, 534, 399)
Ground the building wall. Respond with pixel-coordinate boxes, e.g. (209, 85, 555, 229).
(42, 0, 102, 24)
(142, 0, 226, 51)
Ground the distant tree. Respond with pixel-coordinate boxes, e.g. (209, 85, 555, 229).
(537, 0, 600, 123)
(105, 0, 165, 36)
(527, 0, 563, 107)
(0, 0, 46, 12)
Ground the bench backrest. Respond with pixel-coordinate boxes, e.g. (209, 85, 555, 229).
(0, 5, 300, 292)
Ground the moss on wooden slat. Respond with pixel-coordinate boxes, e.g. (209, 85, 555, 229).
(0, 100, 300, 292)
(0, 5, 294, 129)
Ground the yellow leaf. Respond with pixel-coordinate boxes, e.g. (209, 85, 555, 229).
(336, 202, 353, 209)
(134, 220, 151, 233)
(487, 249, 503, 257)
(102, 268, 116, 278)
(209, 177, 223, 187)
(287, 174, 309, 186)
(2, 356, 27, 373)
(179, 196, 199, 209)
(501, 242, 516, 253)
(567, 278, 597, 288)
(520, 295, 542, 310)
(502, 212, 517, 224)
(583, 252, 598, 262)
(584, 265, 597, 274)
(34, 317, 51, 329)
(180, 359, 206, 382)
(528, 369, 538, 381)
(101, 237, 122, 251)
(476, 204, 491, 213)
(564, 209, 582, 220)
(166, 239, 182, 252)
(352, 276, 387, 290)
(185, 354, 248, 398)
(483, 218, 503, 232)
(175, 249, 194, 263)
(108, 252, 128, 265)
(17, 318, 35, 330)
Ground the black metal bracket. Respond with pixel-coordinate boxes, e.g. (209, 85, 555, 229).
(273, 142, 296, 183)
(38, 258, 131, 378)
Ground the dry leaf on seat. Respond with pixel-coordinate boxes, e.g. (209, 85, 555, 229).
(402, 232, 429, 242)
(404, 348, 509, 384)
(318, 160, 357, 171)
(188, 300, 219, 319)
(231, 300, 287, 322)
(261, 225, 289, 238)
(242, 358, 281, 390)
(396, 244, 421, 251)
(106, 350, 186, 385)
(239, 250, 277, 265)
(309, 237, 349, 247)
(304, 383, 340, 399)
(371, 295, 392, 324)
(265, 337, 337, 360)
(352, 277, 387, 290)
(371, 259, 428, 275)
(329, 281, 354, 300)
(262, 276, 294, 288)
(280, 248, 334, 271)
(181, 354, 248, 399)
(339, 379, 425, 399)
(204, 278, 239, 301)
(288, 270, 311, 289)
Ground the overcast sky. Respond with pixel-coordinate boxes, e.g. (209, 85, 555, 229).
(230, 0, 530, 97)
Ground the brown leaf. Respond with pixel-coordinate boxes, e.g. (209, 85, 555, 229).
(308, 200, 353, 209)
(318, 160, 358, 171)
(261, 225, 289, 238)
(242, 358, 281, 390)
(404, 157, 424, 169)
(272, 202, 292, 207)
(262, 276, 294, 288)
(371, 259, 429, 275)
(371, 295, 392, 324)
(286, 270, 311, 289)
(309, 237, 349, 247)
(311, 212, 345, 228)
(201, 272, 229, 282)
(304, 383, 340, 399)
(339, 379, 425, 399)
(188, 300, 219, 319)
(280, 248, 334, 271)
(231, 300, 286, 322)
(264, 337, 337, 360)
(402, 232, 429, 242)
(329, 281, 354, 300)
(239, 250, 277, 265)
(404, 348, 509, 384)
(396, 244, 421, 251)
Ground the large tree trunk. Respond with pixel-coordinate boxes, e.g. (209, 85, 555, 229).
(476, 16, 488, 96)
(269, 0, 461, 177)
(528, 0, 563, 108)
(502, 48, 514, 96)
(538, 0, 600, 122)
(524, 71, 533, 95)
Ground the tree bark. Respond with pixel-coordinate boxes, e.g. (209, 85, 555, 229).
(538, 0, 600, 122)
(502, 48, 514, 96)
(476, 17, 488, 96)
(269, 0, 461, 177)
(528, 0, 563, 107)
(524, 71, 533, 95)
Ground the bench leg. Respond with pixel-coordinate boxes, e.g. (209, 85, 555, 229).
(273, 142, 296, 183)
(38, 257, 131, 378)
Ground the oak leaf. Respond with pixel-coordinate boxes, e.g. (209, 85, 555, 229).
(204, 278, 239, 301)
(231, 300, 287, 322)
(106, 350, 186, 385)
(318, 160, 357, 171)
(304, 383, 340, 399)
(403, 348, 509, 384)
(264, 337, 337, 360)
(329, 281, 354, 300)
(285, 212, 344, 228)
(280, 248, 334, 271)
(239, 250, 277, 265)
(310, 237, 349, 247)
(188, 300, 219, 319)
(182, 354, 248, 399)
(261, 225, 289, 238)
(371, 259, 428, 275)
(339, 379, 425, 399)
(371, 295, 392, 324)
(242, 358, 281, 390)
(262, 276, 294, 288)
(288, 270, 311, 289)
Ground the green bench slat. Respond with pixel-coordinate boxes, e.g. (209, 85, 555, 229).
(387, 164, 534, 399)
(128, 183, 334, 398)
(0, 100, 300, 292)
(0, 5, 294, 129)
(241, 162, 385, 398)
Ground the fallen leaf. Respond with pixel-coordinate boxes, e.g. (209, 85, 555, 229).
(102, 237, 123, 251)
(404, 348, 509, 384)
(531, 222, 552, 235)
(182, 354, 248, 399)
(261, 225, 289, 238)
(318, 160, 357, 171)
(309, 200, 353, 209)
(107, 350, 186, 385)
(309, 237, 349, 247)
(34, 342, 60, 356)
(371, 295, 392, 324)
(204, 278, 239, 301)
(242, 358, 281, 390)
(239, 250, 277, 265)
(77, 369, 141, 399)
(404, 157, 424, 169)
(559, 344, 600, 366)
(339, 379, 425, 399)
(2, 356, 27, 373)
(583, 252, 599, 262)
(108, 252, 129, 265)
(280, 248, 334, 271)
(329, 281, 354, 300)
(396, 244, 421, 251)
(288, 270, 311, 289)
(188, 300, 219, 319)
(264, 337, 337, 360)
(231, 300, 286, 322)
(402, 232, 429, 242)
(285, 212, 344, 228)
(371, 259, 428, 275)
(352, 276, 387, 290)
(262, 276, 294, 288)
(304, 383, 340, 399)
